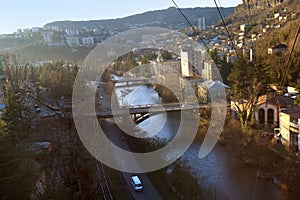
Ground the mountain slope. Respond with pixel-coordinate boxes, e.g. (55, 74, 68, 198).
(45, 7, 235, 30)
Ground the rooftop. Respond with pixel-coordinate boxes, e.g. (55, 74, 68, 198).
(270, 43, 288, 49)
(281, 107, 300, 119)
(258, 94, 294, 108)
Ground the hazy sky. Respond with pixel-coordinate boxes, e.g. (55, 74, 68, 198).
(0, 0, 241, 34)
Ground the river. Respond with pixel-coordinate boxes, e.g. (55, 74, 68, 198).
(114, 84, 298, 200)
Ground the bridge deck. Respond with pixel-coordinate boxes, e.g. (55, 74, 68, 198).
(91, 103, 218, 118)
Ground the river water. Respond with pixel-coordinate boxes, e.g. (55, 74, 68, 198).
(114, 84, 298, 200)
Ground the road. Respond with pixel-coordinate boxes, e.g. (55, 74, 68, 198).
(106, 119, 162, 200)
(98, 81, 162, 200)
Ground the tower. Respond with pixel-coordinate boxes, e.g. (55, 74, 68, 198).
(198, 17, 206, 31)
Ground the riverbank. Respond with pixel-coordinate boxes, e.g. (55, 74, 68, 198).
(220, 115, 300, 193)
(111, 80, 300, 199)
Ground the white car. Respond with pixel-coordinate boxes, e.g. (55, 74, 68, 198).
(131, 175, 143, 191)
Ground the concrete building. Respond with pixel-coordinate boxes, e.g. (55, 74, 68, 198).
(278, 107, 300, 152)
(202, 60, 215, 80)
(66, 28, 79, 36)
(250, 48, 256, 62)
(198, 17, 206, 30)
(81, 36, 95, 46)
(180, 48, 202, 77)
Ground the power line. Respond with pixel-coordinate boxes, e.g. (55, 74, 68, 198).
(171, 0, 209, 51)
(246, 0, 253, 25)
(280, 25, 300, 87)
(217, 0, 226, 25)
(213, 0, 236, 51)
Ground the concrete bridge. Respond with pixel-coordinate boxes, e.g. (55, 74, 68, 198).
(93, 102, 209, 124)
(111, 77, 151, 87)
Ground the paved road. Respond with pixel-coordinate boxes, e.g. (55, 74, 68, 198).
(97, 82, 162, 200)
(106, 119, 163, 200)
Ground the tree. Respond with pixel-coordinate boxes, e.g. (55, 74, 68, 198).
(0, 135, 39, 199)
(228, 54, 268, 130)
(39, 61, 75, 99)
(2, 87, 32, 137)
(1, 53, 30, 93)
(0, 103, 37, 199)
(294, 77, 300, 107)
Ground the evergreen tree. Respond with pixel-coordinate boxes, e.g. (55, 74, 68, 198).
(0, 83, 38, 200)
(228, 54, 268, 130)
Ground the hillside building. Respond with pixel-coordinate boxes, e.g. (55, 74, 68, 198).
(268, 43, 287, 55)
(278, 107, 300, 152)
(198, 17, 206, 30)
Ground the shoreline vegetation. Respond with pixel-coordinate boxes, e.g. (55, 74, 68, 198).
(148, 83, 300, 197)
(220, 116, 300, 192)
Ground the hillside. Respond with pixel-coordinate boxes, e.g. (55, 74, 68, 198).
(44, 7, 235, 30)
(1, 6, 235, 62)
(224, 0, 300, 85)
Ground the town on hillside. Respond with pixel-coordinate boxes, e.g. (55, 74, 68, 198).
(0, 0, 300, 199)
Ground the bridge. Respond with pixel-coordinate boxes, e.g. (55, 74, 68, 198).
(93, 102, 210, 124)
(92, 77, 226, 124)
(111, 77, 151, 87)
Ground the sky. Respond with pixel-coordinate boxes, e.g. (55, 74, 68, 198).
(0, 0, 241, 34)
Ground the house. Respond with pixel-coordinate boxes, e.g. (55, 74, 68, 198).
(199, 80, 228, 102)
(240, 24, 250, 32)
(255, 94, 294, 124)
(278, 107, 300, 152)
(267, 43, 287, 55)
(231, 94, 294, 124)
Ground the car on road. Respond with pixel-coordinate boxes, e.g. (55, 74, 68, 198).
(181, 104, 192, 108)
(131, 175, 143, 192)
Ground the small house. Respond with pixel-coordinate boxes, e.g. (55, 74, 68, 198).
(268, 43, 288, 55)
(255, 94, 294, 124)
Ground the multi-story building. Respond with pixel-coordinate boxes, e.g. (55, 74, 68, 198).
(66, 28, 79, 36)
(180, 48, 202, 77)
(202, 60, 215, 80)
(198, 17, 206, 30)
(278, 107, 300, 152)
(81, 36, 95, 46)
